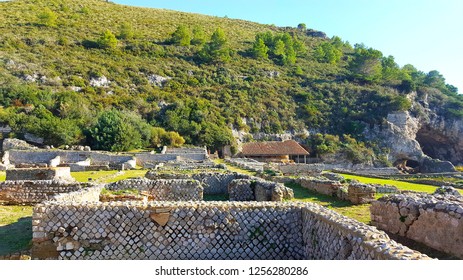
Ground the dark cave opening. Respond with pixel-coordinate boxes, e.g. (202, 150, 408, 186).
(415, 126, 454, 162)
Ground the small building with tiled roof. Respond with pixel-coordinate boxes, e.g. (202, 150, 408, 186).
(240, 140, 310, 163)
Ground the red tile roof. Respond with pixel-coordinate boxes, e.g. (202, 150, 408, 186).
(241, 140, 309, 156)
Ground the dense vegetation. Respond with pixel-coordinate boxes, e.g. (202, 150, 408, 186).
(0, 0, 460, 157)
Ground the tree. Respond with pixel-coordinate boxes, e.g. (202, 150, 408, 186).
(272, 39, 286, 64)
(297, 23, 307, 31)
(251, 37, 269, 59)
(424, 70, 446, 89)
(191, 26, 206, 45)
(37, 8, 58, 27)
(88, 110, 150, 152)
(198, 28, 231, 63)
(381, 55, 401, 83)
(349, 44, 383, 82)
(118, 22, 134, 40)
(97, 30, 118, 49)
(315, 42, 342, 64)
(169, 25, 190, 46)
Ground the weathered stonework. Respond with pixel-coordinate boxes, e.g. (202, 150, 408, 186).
(6, 167, 73, 181)
(296, 177, 343, 197)
(371, 192, 463, 258)
(106, 179, 203, 201)
(228, 179, 294, 202)
(31, 199, 430, 260)
(0, 180, 96, 205)
(347, 183, 376, 205)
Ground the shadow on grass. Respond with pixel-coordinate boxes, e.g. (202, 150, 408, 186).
(204, 194, 229, 201)
(0, 217, 32, 256)
(286, 182, 352, 208)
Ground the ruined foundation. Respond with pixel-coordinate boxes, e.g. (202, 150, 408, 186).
(30, 186, 430, 260)
(371, 192, 463, 259)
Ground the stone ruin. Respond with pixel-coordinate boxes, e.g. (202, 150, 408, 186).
(31, 194, 430, 260)
(105, 179, 203, 202)
(295, 177, 378, 205)
(5, 167, 74, 181)
(145, 170, 294, 202)
(371, 187, 463, 259)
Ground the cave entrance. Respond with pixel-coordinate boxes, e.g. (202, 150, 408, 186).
(415, 126, 454, 162)
(394, 159, 420, 173)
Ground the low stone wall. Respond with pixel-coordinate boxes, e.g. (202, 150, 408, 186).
(191, 172, 251, 195)
(225, 158, 265, 172)
(302, 203, 427, 260)
(0, 180, 94, 205)
(6, 167, 73, 181)
(273, 164, 322, 176)
(135, 153, 207, 167)
(52, 185, 103, 204)
(106, 179, 203, 201)
(296, 177, 343, 197)
(347, 183, 376, 205)
(371, 193, 463, 258)
(228, 179, 294, 202)
(145, 171, 251, 195)
(7, 150, 133, 166)
(31, 201, 430, 260)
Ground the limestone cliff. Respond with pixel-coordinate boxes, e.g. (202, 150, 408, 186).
(365, 91, 462, 172)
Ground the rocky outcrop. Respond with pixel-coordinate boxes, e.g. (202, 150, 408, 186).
(365, 106, 458, 172)
(2, 138, 38, 151)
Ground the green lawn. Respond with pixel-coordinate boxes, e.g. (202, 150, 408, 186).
(71, 169, 148, 183)
(338, 173, 463, 194)
(0, 206, 33, 256)
(286, 182, 371, 224)
(213, 159, 257, 176)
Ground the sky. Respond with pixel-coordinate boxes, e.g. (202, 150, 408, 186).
(113, 0, 463, 93)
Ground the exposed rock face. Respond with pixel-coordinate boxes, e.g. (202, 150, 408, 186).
(147, 74, 171, 87)
(365, 99, 459, 172)
(2, 138, 38, 151)
(89, 75, 110, 87)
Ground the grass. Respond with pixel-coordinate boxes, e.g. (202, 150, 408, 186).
(338, 173, 461, 194)
(204, 193, 229, 201)
(0, 206, 33, 256)
(71, 170, 119, 182)
(71, 169, 147, 183)
(213, 159, 257, 176)
(286, 182, 371, 224)
(0, 171, 5, 182)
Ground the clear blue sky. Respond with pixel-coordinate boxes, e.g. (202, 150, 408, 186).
(114, 0, 462, 93)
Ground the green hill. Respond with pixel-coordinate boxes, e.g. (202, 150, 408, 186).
(0, 0, 461, 161)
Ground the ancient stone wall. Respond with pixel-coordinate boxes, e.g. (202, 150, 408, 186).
(7, 150, 133, 166)
(191, 172, 251, 195)
(273, 164, 322, 176)
(31, 200, 430, 260)
(6, 167, 73, 181)
(347, 183, 376, 205)
(52, 185, 103, 204)
(135, 153, 207, 167)
(302, 203, 428, 260)
(296, 177, 343, 197)
(228, 179, 294, 202)
(371, 193, 463, 258)
(145, 171, 252, 195)
(0, 180, 95, 205)
(106, 179, 203, 201)
(32, 201, 305, 260)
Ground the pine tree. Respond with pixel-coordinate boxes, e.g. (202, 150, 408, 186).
(252, 38, 269, 59)
(169, 25, 190, 46)
(191, 26, 206, 45)
(97, 30, 118, 49)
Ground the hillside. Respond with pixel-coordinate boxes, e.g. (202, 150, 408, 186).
(0, 0, 462, 166)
